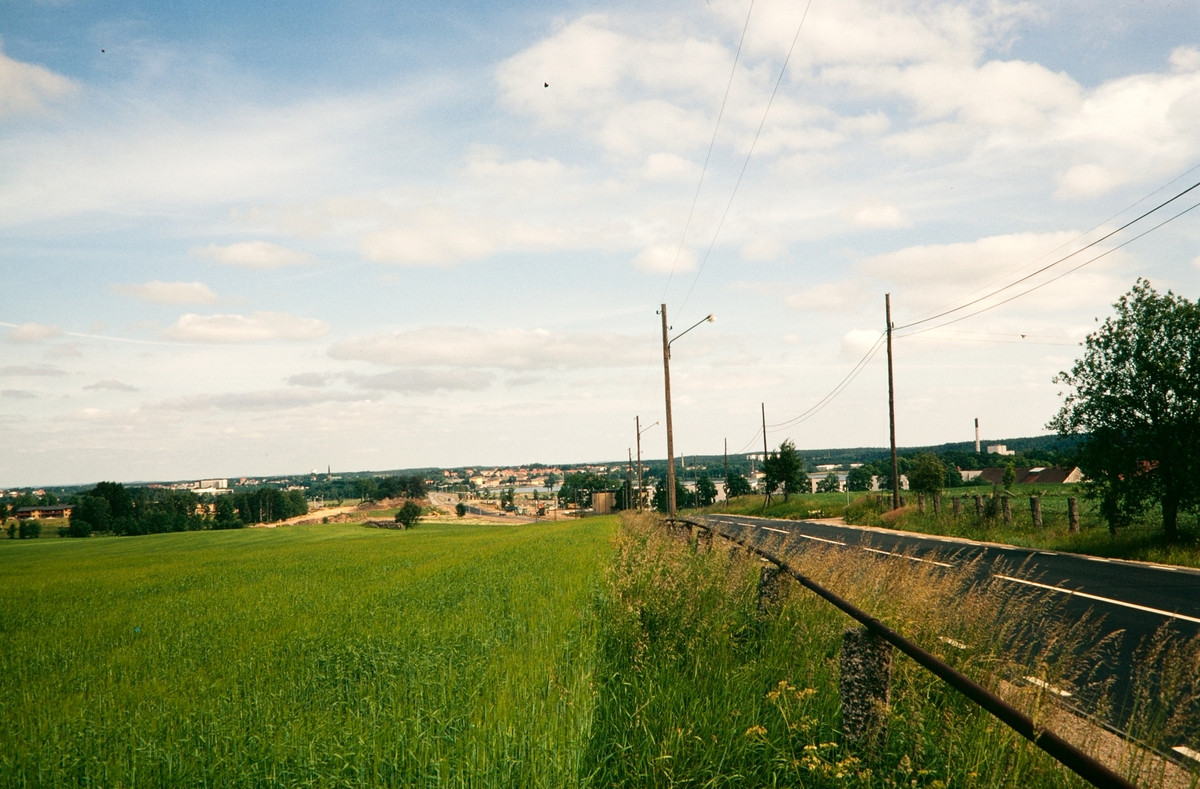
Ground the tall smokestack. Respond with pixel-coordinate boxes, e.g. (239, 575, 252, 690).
(974, 418, 980, 453)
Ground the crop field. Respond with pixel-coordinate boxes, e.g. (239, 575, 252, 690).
(0, 519, 615, 787)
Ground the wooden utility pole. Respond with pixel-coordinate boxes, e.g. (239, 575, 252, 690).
(635, 415, 644, 513)
(762, 402, 771, 508)
(661, 304, 677, 518)
(886, 294, 900, 510)
(723, 438, 728, 504)
(627, 448, 634, 512)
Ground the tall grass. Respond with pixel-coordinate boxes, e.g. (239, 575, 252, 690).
(0, 519, 614, 788)
(586, 513, 1198, 789)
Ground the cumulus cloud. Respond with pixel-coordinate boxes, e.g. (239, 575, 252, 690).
(329, 326, 646, 370)
(286, 372, 332, 387)
(0, 363, 66, 377)
(844, 202, 913, 228)
(0, 45, 77, 117)
(190, 241, 315, 269)
(112, 280, 219, 304)
(345, 368, 495, 394)
(633, 243, 695, 273)
(85, 380, 139, 392)
(160, 312, 330, 343)
(147, 389, 367, 413)
(361, 209, 500, 266)
(740, 237, 788, 262)
(7, 323, 62, 342)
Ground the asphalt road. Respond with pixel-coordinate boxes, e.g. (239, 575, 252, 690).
(697, 512, 1200, 755)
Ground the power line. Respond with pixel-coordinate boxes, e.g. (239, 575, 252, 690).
(766, 334, 886, 430)
(660, 0, 757, 300)
(676, 0, 815, 321)
(893, 177, 1200, 332)
(897, 197, 1200, 338)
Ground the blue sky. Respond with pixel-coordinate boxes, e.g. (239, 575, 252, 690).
(2, 0, 1200, 486)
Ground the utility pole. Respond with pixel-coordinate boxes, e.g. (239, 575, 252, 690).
(635, 415, 644, 513)
(627, 448, 634, 512)
(762, 402, 771, 508)
(886, 293, 900, 510)
(661, 304, 676, 518)
(724, 438, 728, 505)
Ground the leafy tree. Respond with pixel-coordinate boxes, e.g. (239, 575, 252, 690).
(695, 474, 718, 507)
(71, 496, 110, 535)
(0, 501, 9, 523)
(5, 523, 15, 539)
(652, 478, 694, 513)
(355, 477, 379, 503)
(394, 500, 422, 528)
(557, 473, 609, 507)
(18, 520, 41, 539)
(1002, 462, 1016, 491)
(725, 472, 753, 498)
(816, 472, 841, 493)
(39, 491, 59, 506)
(846, 466, 874, 492)
(1050, 280, 1200, 538)
(544, 473, 559, 489)
(455, 502, 467, 518)
(500, 488, 516, 509)
(908, 454, 946, 494)
(764, 440, 807, 502)
(213, 497, 244, 530)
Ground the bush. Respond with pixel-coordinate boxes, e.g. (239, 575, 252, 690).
(456, 502, 467, 518)
(67, 518, 93, 538)
(395, 500, 423, 528)
(18, 520, 42, 539)
(5, 523, 16, 539)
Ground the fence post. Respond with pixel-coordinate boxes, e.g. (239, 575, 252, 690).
(1002, 496, 1012, 525)
(917, 492, 925, 514)
(952, 496, 961, 518)
(840, 626, 893, 751)
(900, 495, 907, 507)
(757, 564, 783, 617)
(1030, 496, 1043, 529)
(1068, 497, 1079, 533)
(974, 495, 983, 517)
(932, 494, 941, 516)
(696, 527, 713, 552)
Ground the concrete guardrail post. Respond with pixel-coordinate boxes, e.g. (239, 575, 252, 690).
(840, 626, 892, 752)
(1068, 497, 1079, 533)
(1030, 496, 1043, 529)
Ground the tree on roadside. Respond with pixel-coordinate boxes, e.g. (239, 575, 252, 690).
(764, 440, 807, 502)
(395, 500, 423, 528)
(695, 474, 718, 507)
(455, 502, 467, 518)
(908, 454, 946, 496)
(846, 466, 874, 492)
(1050, 280, 1200, 539)
(725, 472, 753, 498)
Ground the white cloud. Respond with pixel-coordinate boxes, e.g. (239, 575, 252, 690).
(740, 236, 788, 261)
(1054, 164, 1124, 200)
(361, 208, 500, 266)
(147, 389, 367, 413)
(0, 363, 66, 377)
(0, 45, 77, 117)
(286, 372, 332, 387)
(328, 326, 646, 370)
(786, 280, 869, 312)
(160, 312, 330, 343)
(191, 241, 314, 269)
(633, 243, 695, 273)
(844, 202, 912, 229)
(84, 380, 139, 392)
(7, 323, 62, 342)
(640, 152, 699, 181)
(345, 368, 494, 394)
(1170, 46, 1200, 73)
(841, 329, 882, 358)
(112, 280, 219, 304)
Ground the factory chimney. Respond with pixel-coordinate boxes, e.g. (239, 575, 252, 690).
(974, 418, 980, 453)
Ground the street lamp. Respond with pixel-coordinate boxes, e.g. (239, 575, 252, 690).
(660, 304, 715, 518)
(638, 417, 657, 510)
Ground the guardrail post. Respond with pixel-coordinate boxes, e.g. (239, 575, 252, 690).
(952, 496, 961, 518)
(932, 494, 941, 516)
(974, 495, 983, 517)
(917, 492, 925, 514)
(757, 563, 783, 617)
(1002, 496, 1012, 525)
(840, 626, 892, 751)
(1030, 496, 1043, 528)
(1068, 497, 1079, 532)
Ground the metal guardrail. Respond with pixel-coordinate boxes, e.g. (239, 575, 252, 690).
(676, 516, 1140, 789)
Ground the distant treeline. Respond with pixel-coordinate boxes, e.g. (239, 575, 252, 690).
(66, 482, 311, 537)
(306, 474, 426, 502)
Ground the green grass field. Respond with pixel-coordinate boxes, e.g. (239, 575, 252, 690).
(0, 520, 614, 788)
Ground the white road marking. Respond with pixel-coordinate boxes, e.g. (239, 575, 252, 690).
(1024, 676, 1073, 697)
(938, 636, 969, 650)
(1171, 745, 1200, 763)
(1038, 552, 1058, 556)
(994, 575, 1200, 624)
(1085, 556, 1111, 563)
(794, 533, 846, 546)
(761, 526, 790, 534)
(863, 547, 953, 568)
(1150, 565, 1179, 572)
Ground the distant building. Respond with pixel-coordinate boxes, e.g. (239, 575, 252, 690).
(974, 466, 1083, 485)
(16, 504, 74, 519)
(592, 491, 615, 515)
(986, 444, 1016, 456)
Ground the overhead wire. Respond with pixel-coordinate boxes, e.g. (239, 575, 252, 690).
(660, 0, 757, 300)
(676, 0, 815, 321)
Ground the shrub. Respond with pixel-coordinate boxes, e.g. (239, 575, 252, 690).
(394, 500, 422, 528)
(456, 502, 467, 518)
(18, 520, 42, 539)
(5, 523, 16, 539)
(68, 518, 93, 538)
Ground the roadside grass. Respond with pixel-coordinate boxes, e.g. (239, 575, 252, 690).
(700, 487, 1200, 569)
(0, 519, 615, 788)
(589, 514, 1198, 789)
